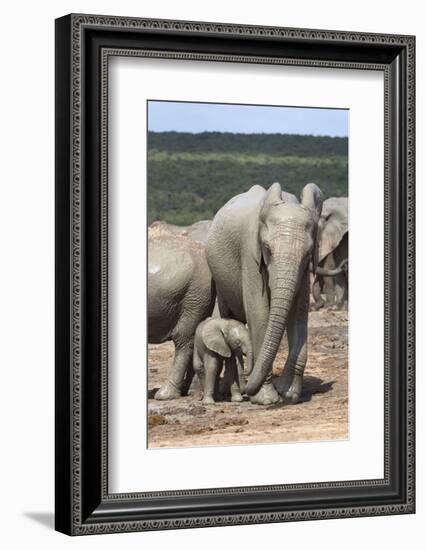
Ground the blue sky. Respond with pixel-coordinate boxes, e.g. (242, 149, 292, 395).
(148, 101, 348, 137)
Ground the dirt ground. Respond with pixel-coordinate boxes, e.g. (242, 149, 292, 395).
(147, 309, 348, 449)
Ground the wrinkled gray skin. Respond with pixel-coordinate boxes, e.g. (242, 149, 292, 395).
(193, 318, 253, 404)
(206, 182, 322, 405)
(148, 233, 216, 400)
(149, 221, 221, 320)
(149, 220, 212, 244)
(312, 197, 349, 310)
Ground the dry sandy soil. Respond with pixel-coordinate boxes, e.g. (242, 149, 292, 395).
(147, 309, 348, 449)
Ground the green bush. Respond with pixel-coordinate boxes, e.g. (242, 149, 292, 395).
(148, 132, 348, 225)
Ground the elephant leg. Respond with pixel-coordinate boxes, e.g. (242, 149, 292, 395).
(322, 254, 336, 307)
(186, 369, 201, 395)
(332, 274, 346, 310)
(193, 352, 205, 399)
(154, 338, 193, 400)
(203, 354, 221, 405)
(323, 276, 335, 308)
(249, 374, 281, 406)
(311, 275, 325, 310)
(244, 291, 281, 406)
(217, 293, 232, 318)
(342, 272, 349, 310)
(273, 271, 309, 403)
(221, 357, 243, 402)
(181, 364, 196, 396)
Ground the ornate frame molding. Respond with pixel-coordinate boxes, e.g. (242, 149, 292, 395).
(55, 14, 415, 535)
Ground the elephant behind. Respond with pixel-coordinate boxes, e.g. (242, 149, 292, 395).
(312, 197, 348, 310)
(148, 233, 216, 399)
(149, 220, 223, 318)
(149, 220, 212, 244)
(206, 182, 323, 406)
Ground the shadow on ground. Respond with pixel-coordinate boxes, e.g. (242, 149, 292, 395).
(148, 387, 160, 399)
(149, 376, 335, 406)
(267, 376, 335, 409)
(300, 375, 336, 402)
(24, 512, 54, 530)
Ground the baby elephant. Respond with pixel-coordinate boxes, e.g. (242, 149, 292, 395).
(193, 318, 253, 404)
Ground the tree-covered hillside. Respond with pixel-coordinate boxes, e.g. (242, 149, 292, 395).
(147, 132, 348, 225)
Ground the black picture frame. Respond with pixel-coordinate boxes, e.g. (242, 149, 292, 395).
(55, 13, 415, 535)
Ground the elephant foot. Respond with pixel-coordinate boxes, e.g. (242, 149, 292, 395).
(231, 392, 244, 403)
(273, 371, 303, 404)
(186, 375, 201, 396)
(202, 395, 216, 405)
(250, 384, 281, 406)
(332, 302, 348, 312)
(218, 379, 231, 399)
(312, 301, 324, 311)
(154, 380, 182, 400)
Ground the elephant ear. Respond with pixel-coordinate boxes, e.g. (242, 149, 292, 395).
(300, 183, 323, 273)
(300, 183, 323, 219)
(260, 182, 283, 220)
(202, 322, 232, 358)
(319, 198, 348, 261)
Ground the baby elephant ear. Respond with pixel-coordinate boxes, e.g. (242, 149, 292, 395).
(202, 322, 232, 358)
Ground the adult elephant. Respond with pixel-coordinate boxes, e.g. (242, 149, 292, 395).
(148, 233, 216, 400)
(311, 197, 348, 310)
(206, 182, 323, 405)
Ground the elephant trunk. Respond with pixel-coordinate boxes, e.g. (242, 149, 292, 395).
(314, 258, 348, 277)
(245, 256, 300, 396)
(245, 346, 254, 376)
(240, 335, 254, 375)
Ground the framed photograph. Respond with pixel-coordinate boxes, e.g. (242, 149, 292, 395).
(55, 14, 415, 535)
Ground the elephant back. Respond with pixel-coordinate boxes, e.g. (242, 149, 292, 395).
(148, 219, 212, 245)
